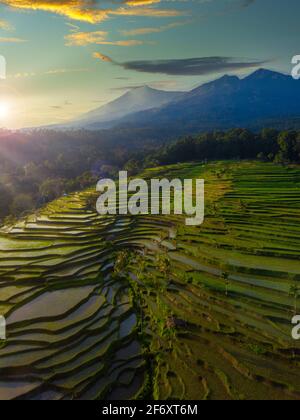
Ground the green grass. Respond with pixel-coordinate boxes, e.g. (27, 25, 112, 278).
(0, 161, 299, 400)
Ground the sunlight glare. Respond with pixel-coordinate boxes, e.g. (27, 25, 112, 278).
(0, 102, 10, 120)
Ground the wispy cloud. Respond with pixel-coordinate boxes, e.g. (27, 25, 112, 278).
(44, 68, 89, 75)
(120, 20, 189, 36)
(65, 30, 145, 46)
(111, 6, 185, 18)
(8, 67, 89, 79)
(65, 22, 81, 32)
(93, 53, 269, 76)
(111, 80, 179, 91)
(0, 18, 13, 30)
(8, 71, 37, 78)
(114, 76, 131, 80)
(0, 36, 26, 42)
(50, 100, 72, 109)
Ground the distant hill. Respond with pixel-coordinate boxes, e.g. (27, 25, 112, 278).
(114, 69, 300, 132)
(58, 86, 182, 130)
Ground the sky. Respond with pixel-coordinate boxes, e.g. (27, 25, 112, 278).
(0, 0, 299, 128)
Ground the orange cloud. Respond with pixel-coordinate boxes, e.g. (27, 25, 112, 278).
(112, 6, 184, 18)
(93, 52, 114, 63)
(1, 1, 110, 24)
(125, 0, 161, 5)
(1, 1, 184, 23)
(65, 30, 144, 46)
(121, 21, 189, 36)
(65, 30, 108, 46)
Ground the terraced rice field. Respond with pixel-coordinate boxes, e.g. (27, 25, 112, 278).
(0, 161, 299, 400)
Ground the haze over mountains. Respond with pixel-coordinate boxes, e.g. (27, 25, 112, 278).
(54, 69, 300, 133)
(60, 86, 182, 130)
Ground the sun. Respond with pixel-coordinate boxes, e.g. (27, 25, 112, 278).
(0, 102, 10, 119)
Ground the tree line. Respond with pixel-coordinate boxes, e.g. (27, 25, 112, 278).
(146, 128, 300, 166)
(0, 128, 145, 223)
(0, 127, 299, 223)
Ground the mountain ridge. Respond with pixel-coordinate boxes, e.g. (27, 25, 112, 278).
(112, 69, 300, 132)
(39, 69, 300, 133)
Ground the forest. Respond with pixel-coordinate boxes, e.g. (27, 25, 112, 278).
(0, 127, 299, 223)
(152, 128, 300, 166)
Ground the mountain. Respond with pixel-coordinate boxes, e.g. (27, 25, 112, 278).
(62, 86, 182, 130)
(114, 69, 300, 132)
(45, 69, 300, 134)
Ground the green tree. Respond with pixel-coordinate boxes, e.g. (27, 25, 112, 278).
(277, 131, 298, 163)
(0, 183, 13, 218)
(10, 193, 35, 215)
(39, 178, 66, 201)
(124, 159, 141, 176)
